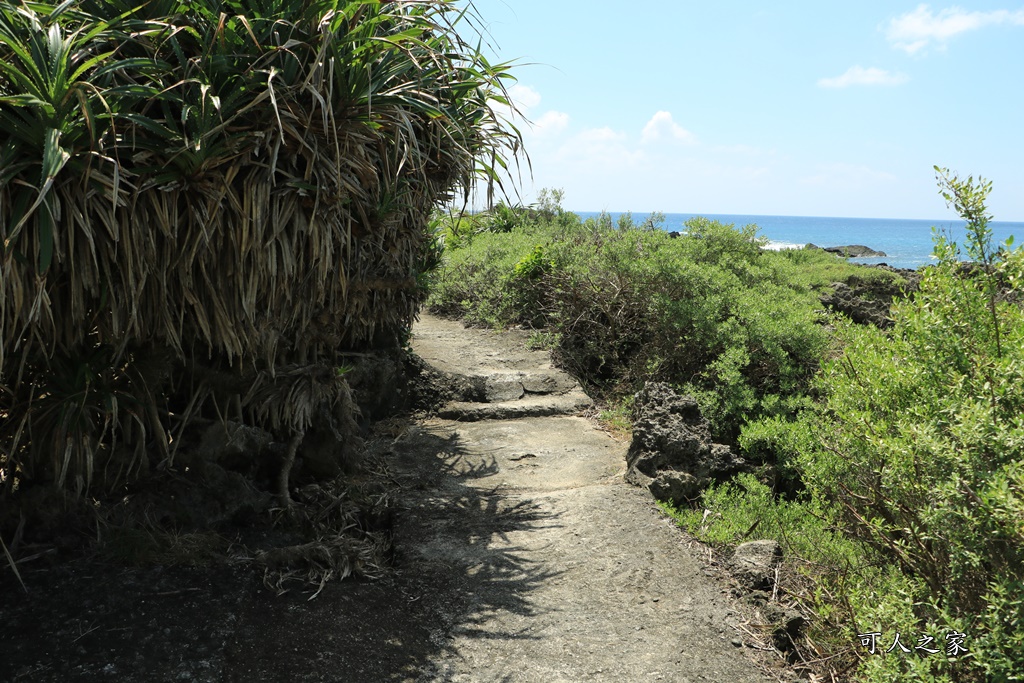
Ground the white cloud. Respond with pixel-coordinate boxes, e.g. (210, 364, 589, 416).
(550, 127, 645, 172)
(641, 111, 696, 144)
(713, 144, 776, 156)
(818, 66, 909, 88)
(531, 110, 570, 136)
(501, 84, 570, 137)
(578, 126, 625, 143)
(509, 84, 542, 111)
(886, 4, 1024, 54)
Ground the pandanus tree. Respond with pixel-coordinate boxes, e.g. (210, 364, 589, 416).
(0, 0, 521, 494)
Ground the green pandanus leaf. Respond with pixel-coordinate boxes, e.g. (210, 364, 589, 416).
(0, 0, 526, 492)
(3, 128, 69, 267)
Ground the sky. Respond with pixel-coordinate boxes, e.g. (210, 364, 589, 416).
(464, 1, 1024, 220)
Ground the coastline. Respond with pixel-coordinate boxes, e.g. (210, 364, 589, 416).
(574, 211, 1024, 270)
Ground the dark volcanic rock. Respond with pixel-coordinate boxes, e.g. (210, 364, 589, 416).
(819, 266, 923, 329)
(649, 470, 700, 505)
(626, 382, 747, 502)
(300, 420, 363, 480)
(345, 350, 410, 420)
(822, 244, 887, 258)
(820, 281, 892, 327)
(191, 420, 280, 477)
(763, 602, 807, 653)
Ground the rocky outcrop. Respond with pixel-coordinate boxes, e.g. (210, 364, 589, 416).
(820, 281, 892, 327)
(806, 243, 886, 258)
(820, 266, 922, 329)
(648, 470, 700, 503)
(732, 542, 807, 654)
(764, 603, 807, 653)
(345, 350, 411, 420)
(825, 244, 886, 258)
(626, 382, 747, 505)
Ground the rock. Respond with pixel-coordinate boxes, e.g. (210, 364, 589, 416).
(484, 375, 525, 402)
(819, 267, 922, 329)
(299, 425, 359, 480)
(437, 390, 593, 421)
(625, 382, 747, 496)
(743, 590, 772, 608)
(763, 603, 807, 652)
(822, 244, 887, 258)
(729, 539, 782, 590)
(820, 282, 892, 328)
(140, 458, 273, 529)
(520, 372, 578, 395)
(648, 470, 700, 505)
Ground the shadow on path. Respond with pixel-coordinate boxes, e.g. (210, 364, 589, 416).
(0, 422, 565, 683)
(224, 423, 565, 682)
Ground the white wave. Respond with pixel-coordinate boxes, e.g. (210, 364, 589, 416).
(762, 240, 805, 251)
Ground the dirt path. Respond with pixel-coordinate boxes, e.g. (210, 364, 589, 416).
(1, 314, 773, 683)
(392, 314, 771, 681)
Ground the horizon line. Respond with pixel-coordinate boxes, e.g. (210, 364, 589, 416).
(566, 209, 1024, 224)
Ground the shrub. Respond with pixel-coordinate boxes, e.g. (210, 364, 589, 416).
(0, 0, 520, 493)
(801, 170, 1024, 681)
(429, 212, 833, 442)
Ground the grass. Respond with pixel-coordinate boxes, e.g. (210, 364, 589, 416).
(772, 245, 913, 292)
(596, 398, 633, 439)
(525, 330, 559, 351)
(661, 472, 925, 679)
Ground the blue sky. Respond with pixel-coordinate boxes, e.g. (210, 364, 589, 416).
(467, 1, 1024, 220)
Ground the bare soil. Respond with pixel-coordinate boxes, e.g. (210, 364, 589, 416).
(1, 314, 780, 682)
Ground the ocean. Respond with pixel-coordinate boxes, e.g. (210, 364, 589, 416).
(574, 212, 1024, 270)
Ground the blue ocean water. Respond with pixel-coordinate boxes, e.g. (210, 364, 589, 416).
(574, 212, 1024, 270)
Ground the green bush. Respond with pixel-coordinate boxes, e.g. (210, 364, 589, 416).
(664, 471, 888, 672)
(432, 178, 1022, 681)
(429, 209, 835, 442)
(800, 170, 1024, 681)
(656, 173, 1022, 682)
(667, 472, 860, 567)
(737, 412, 819, 490)
(426, 226, 550, 325)
(429, 185, 1024, 680)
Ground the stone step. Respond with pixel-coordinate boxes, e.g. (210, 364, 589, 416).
(437, 369, 580, 403)
(437, 389, 593, 421)
(411, 313, 586, 406)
